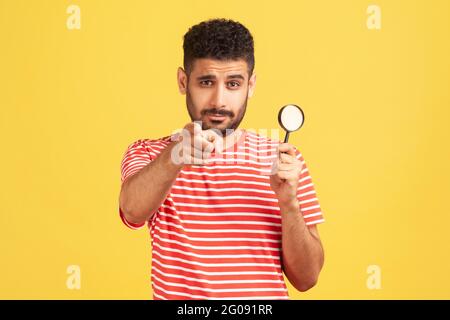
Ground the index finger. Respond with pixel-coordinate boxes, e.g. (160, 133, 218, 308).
(202, 129, 220, 142)
(202, 129, 224, 153)
(278, 143, 296, 157)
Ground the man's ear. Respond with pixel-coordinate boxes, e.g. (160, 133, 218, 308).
(248, 72, 256, 98)
(177, 67, 188, 95)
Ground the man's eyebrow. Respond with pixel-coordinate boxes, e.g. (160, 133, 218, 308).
(227, 74, 246, 81)
(196, 74, 217, 81)
(195, 74, 246, 81)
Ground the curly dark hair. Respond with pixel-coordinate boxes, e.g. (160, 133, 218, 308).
(183, 18, 255, 76)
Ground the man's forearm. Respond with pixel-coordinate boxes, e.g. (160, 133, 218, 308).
(279, 199, 324, 292)
(119, 141, 183, 224)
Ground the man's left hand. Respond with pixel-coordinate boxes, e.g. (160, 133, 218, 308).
(269, 143, 304, 206)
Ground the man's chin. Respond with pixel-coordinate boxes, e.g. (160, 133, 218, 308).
(202, 119, 229, 131)
(206, 125, 238, 136)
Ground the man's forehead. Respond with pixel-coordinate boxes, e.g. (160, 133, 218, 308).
(191, 58, 248, 77)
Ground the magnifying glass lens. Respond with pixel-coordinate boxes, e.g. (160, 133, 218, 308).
(281, 106, 303, 131)
(278, 104, 305, 143)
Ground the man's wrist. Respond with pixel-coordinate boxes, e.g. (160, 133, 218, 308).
(278, 198, 300, 213)
(165, 141, 185, 172)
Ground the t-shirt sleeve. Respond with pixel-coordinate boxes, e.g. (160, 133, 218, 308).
(295, 149, 325, 226)
(119, 140, 156, 230)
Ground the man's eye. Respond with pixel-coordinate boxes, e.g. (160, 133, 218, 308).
(200, 80, 213, 86)
(228, 81, 240, 88)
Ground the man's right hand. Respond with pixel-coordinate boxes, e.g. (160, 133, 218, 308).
(171, 122, 223, 166)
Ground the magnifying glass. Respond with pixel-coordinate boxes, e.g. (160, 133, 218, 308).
(278, 104, 305, 143)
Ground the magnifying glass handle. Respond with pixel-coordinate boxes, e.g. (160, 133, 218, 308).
(280, 132, 291, 157)
(283, 131, 290, 143)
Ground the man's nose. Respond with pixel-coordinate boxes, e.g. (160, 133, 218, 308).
(210, 85, 226, 108)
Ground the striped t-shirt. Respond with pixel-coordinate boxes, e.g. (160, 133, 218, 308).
(119, 130, 325, 300)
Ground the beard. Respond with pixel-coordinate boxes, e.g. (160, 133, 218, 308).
(186, 89, 248, 136)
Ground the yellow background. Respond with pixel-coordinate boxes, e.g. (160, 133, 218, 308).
(1, 0, 449, 299)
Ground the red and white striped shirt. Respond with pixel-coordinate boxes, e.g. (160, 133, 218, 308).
(119, 130, 324, 300)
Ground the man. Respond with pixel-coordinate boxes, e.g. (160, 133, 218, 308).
(119, 18, 325, 300)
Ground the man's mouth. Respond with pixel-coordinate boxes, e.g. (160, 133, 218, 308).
(202, 109, 233, 123)
(207, 113, 227, 122)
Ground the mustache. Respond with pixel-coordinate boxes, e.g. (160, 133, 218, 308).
(201, 108, 234, 118)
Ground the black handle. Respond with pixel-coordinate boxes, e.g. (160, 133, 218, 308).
(283, 131, 290, 143)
